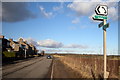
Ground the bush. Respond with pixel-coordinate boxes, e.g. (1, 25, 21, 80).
(3, 51, 15, 57)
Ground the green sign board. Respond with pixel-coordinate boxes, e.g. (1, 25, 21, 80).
(103, 23, 109, 30)
(103, 23, 109, 27)
(98, 21, 109, 30)
(93, 15, 107, 20)
(98, 22, 104, 28)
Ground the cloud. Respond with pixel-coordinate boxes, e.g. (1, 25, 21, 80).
(53, 2, 63, 11)
(22, 38, 89, 50)
(2, 2, 36, 22)
(43, 49, 80, 53)
(39, 6, 53, 18)
(108, 7, 118, 21)
(24, 38, 39, 47)
(64, 44, 88, 49)
(72, 18, 80, 24)
(37, 39, 63, 48)
(67, 2, 96, 16)
(37, 39, 88, 49)
(67, 1, 118, 21)
(89, 13, 101, 23)
(41, 48, 96, 54)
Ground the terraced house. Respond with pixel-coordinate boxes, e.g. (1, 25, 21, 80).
(0, 35, 37, 58)
(29, 44, 37, 55)
(9, 38, 23, 57)
(0, 36, 13, 52)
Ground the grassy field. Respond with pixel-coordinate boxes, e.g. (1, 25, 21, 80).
(53, 54, 120, 79)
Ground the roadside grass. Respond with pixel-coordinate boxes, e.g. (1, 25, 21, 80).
(53, 54, 119, 79)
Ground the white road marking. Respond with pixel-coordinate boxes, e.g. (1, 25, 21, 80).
(51, 60, 54, 80)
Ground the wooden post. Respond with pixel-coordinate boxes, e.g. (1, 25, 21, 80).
(103, 19, 107, 80)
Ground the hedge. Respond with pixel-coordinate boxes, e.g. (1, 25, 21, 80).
(3, 51, 15, 57)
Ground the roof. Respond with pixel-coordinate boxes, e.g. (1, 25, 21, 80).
(13, 41, 19, 44)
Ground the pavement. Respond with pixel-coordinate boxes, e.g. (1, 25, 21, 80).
(52, 57, 81, 79)
(2, 56, 52, 79)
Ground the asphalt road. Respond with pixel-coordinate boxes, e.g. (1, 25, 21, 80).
(2, 56, 52, 79)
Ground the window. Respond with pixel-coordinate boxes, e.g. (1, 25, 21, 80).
(7, 42, 10, 47)
(20, 44, 22, 48)
(8, 49, 10, 52)
(20, 44, 26, 49)
(12, 44, 15, 48)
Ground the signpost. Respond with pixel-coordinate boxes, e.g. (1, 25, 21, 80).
(103, 23, 109, 30)
(93, 15, 107, 20)
(98, 22, 104, 28)
(95, 5, 108, 16)
(92, 5, 109, 80)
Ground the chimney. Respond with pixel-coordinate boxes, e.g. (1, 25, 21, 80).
(0, 35, 4, 39)
(9, 38, 13, 42)
(24, 40, 27, 43)
(19, 38, 23, 42)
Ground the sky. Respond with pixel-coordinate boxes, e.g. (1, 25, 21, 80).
(1, 0, 119, 55)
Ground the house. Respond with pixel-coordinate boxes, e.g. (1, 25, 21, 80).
(0, 37, 2, 53)
(0, 35, 13, 52)
(1, 36, 38, 58)
(8, 38, 25, 57)
(29, 44, 37, 55)
(9, 39, 20, 51)
(18, 38, 34, 57)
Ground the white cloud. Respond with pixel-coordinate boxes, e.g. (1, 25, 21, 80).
(44, 49, 81, 53)
(67, 1, 118, 21)
(37, 39, 63, 48)
(39, 6, 53, 18)
(67, 2, 96, 16)
(43, 48, 97, 54)
(38, 39, 89, 49)
(22, 38, 89, 49)
(72, 18, 80, 24)
(24, 38, 39, 47)
(53, 2, 63, 11)
(64, 44, 88, 49)
(108, 7, 118, 21)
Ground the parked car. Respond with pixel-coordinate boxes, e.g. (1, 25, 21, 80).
(47, 55, 52, 59)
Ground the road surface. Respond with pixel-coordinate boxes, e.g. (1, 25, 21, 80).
(2, 56, 52, 79)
